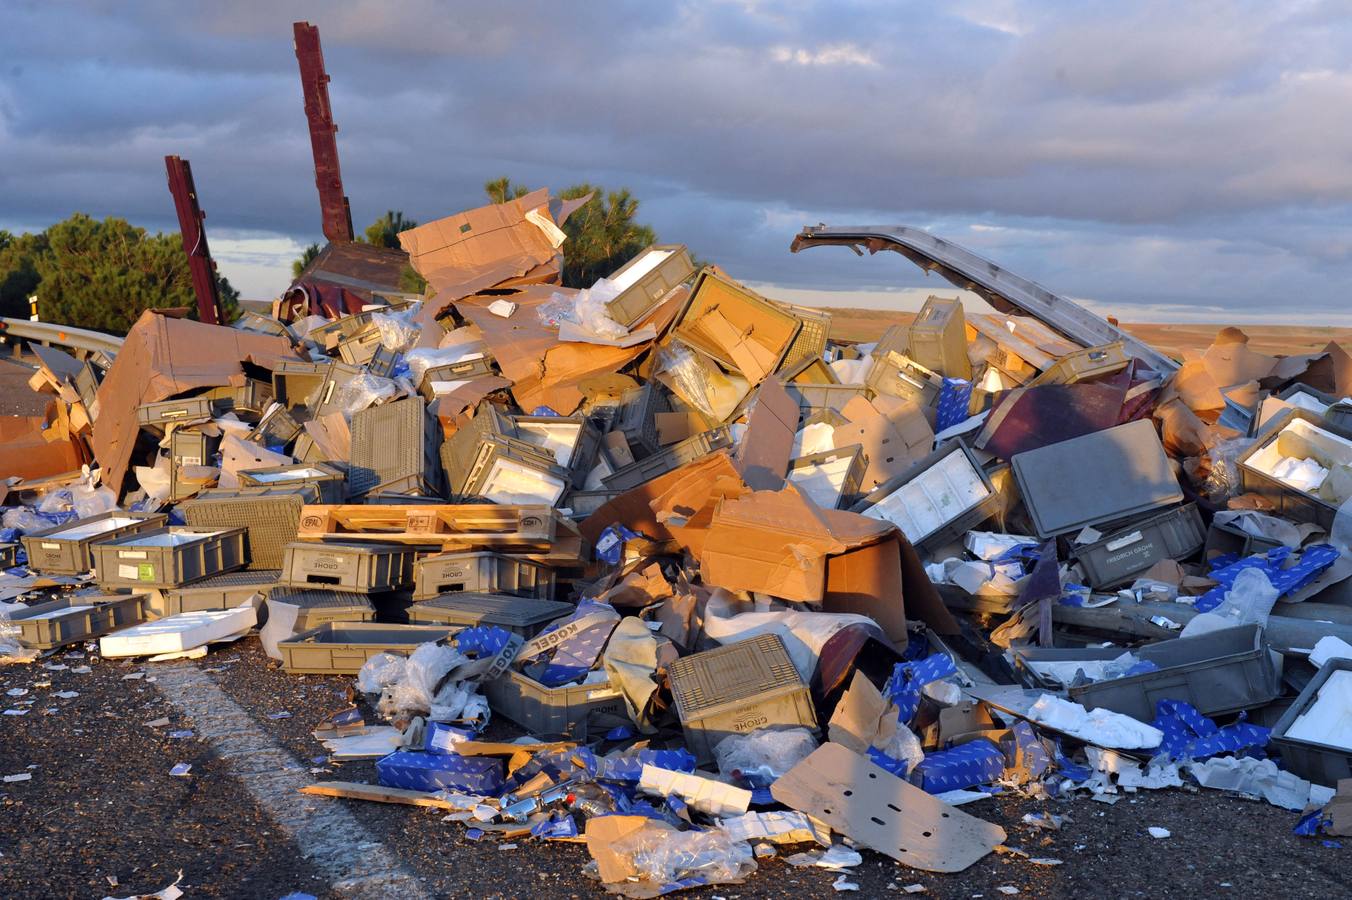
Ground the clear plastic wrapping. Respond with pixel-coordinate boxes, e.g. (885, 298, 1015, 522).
(609, 824, 756, 889)
(333, 374, 400, 419)
(714, 727, 817, 782)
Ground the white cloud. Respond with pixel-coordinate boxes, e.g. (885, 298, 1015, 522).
(771, 43, 878, 68)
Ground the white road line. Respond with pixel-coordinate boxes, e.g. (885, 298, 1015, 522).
(151, 663, 429, 899)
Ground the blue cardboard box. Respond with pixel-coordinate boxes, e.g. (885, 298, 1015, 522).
(377, 750, 504, 795)
(424, 721, 476, 755)
(912, 738, 1006, 793)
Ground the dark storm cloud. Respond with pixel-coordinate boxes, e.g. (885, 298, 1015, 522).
(4, 0, 1352, 316)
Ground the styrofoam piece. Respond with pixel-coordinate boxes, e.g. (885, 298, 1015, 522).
(99, 606, 257, 658)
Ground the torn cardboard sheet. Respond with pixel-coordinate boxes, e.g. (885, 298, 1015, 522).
(720, 810, 831, 846)
(827, 670, 899, 755)
(93, 311, 303, 495)
(771, 742, 1005, 872)
(735, 375, 799, 491)
(833, 395, 934, 493)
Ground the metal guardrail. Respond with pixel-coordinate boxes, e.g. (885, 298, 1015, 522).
(791, 224, 1179, 374)
(0, 318, 123, 357)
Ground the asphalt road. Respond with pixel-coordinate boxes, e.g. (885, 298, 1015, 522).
(1, 638, 1344, 900)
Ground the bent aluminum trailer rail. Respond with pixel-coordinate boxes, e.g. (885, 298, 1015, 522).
(0, 318, 123, 357)
(791, 224, 1178, 374)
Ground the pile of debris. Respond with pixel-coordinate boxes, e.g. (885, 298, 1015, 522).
(3, 190, 1351, 895)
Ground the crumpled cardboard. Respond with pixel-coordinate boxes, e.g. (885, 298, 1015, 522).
(580, 449, 743, 547)
(827, 670, 899, 755)
(833, 394, 933, 493)
(399, 189, 591, 341)
(92, 311, 304, 495)
(455, 283, 684, 415)
(770, 742, 1006, 872)
(735, 375, 798, 491)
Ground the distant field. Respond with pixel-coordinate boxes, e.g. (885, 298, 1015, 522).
(825, 307, 1352, 359)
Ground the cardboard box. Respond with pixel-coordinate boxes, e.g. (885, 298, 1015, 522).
(376, 750, 504, 795)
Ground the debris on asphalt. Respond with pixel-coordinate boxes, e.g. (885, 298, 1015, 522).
(1, 169, 1351, 896)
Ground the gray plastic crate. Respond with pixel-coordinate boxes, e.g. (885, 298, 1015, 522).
(137, 396, 217, 428)
(0, 543, 15, 569)
(787, 383, 867, 414)
(267, 587, 376, 631)
(92, 526, 248, 589)
(865, 350, 942, 407)
(1012, 420, 1183, 538)
(1238, 408, 1352, 531)
(22, 512, 168, 575)
(774, 302, 831, 377)
(666, 633, 818, 763)
(616, 382, 671, 459)
(1069, 625, 1281, 722)
(418, 356, 497, 399)
(412, 551, 555, 601)
(349, 397, 441, 499)
(408, 592, 572, 637)
(10, 594, 146, 650)
(1271, 658, 1352, 787)
(788, 444, 867, 510)
(367, 345, 403, 379)
(1204, 519, 1284, 561)
(1326, 400, 1352, 433)
(246, 403, 303, 447)
(513, 415, 603, 485)
(163, 569, 281, 616)
(336, 325, 384, 366)
(181, 483, 320, 570)
(603, 244, 695, 327)
(234, 310, 295, 339)
(461, 438, 570, 506)
(1070, 503, 1206, 588)
(272, 360, 330, 408)
(170, 429, 221, 468)
(564, 490, 621, 518)
(440, 405, 517, 494)
(851, 440, 999, 553)
(481, 669, 625, 738)
(279, 623, 455, 674)
(204, 379, 274, 415)
(601, 426, 734, 491)
(238, 462, 346, 503)
(279, 541, 414, 594)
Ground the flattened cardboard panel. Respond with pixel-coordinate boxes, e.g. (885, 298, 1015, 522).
(771, 742, 1005, 872)
(736, 375, 799, 491)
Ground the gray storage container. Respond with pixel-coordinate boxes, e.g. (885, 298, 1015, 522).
(407, 592, 572, 637)
(170, 429, 221, 468)
(366, 345, 403, 379)
(418, 356, 497, 399)
(245, 403, 303, 447)
(267, 587, 376, 631)
(136, 396, 217, 428)
(787, 383, 868, 414)
(1069, 625, 1281, 722)
(564, 490, 621, 518)
(278, 623, 455, 674)
(440, 405, 516, 495)
(92, 526, 248, 589)
(204, 379, 274, 415)
(0, 542, 15, 569)
(865, 349, 942, 407)
(181, 483, 320, 569)
(666, 633, 818, 763)
(1204, 519, 1285, 561)
(774, 301, 831, 377)
(788, 444, 867, 510)
(233, 310, 295, 339)
(851, 440, 999, 553)
(10, 594, 146, 650)
(601, 426, 734, 491)
(279, 541, 414, 594)
(616, 382, 671, 460)
(603, 244, 695, 327)
(1070, 503, 1206, 588)
(1271, 658, 1352, 787)
(1238, 408, 1352, 531)
(238, 462, 346, 502)
(460, 438, 570, 507)
(163, 569, 281, 616)
(1326, 400, 1352, 433)
(335, 324, 384, 366)
(513, 414, 603, 485)
(412, 551, 555, 601)
(350, 397, 441, 499)
(22, 512, 168, 575)
(481, 669, 625, 738)
(271, 360, 331, 409)
(1011, 420, 1183, 538)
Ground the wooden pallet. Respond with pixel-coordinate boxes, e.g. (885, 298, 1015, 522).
(295, 504, 565, 550)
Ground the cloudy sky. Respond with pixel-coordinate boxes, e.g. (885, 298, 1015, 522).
(4, 0, 1352, 323)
